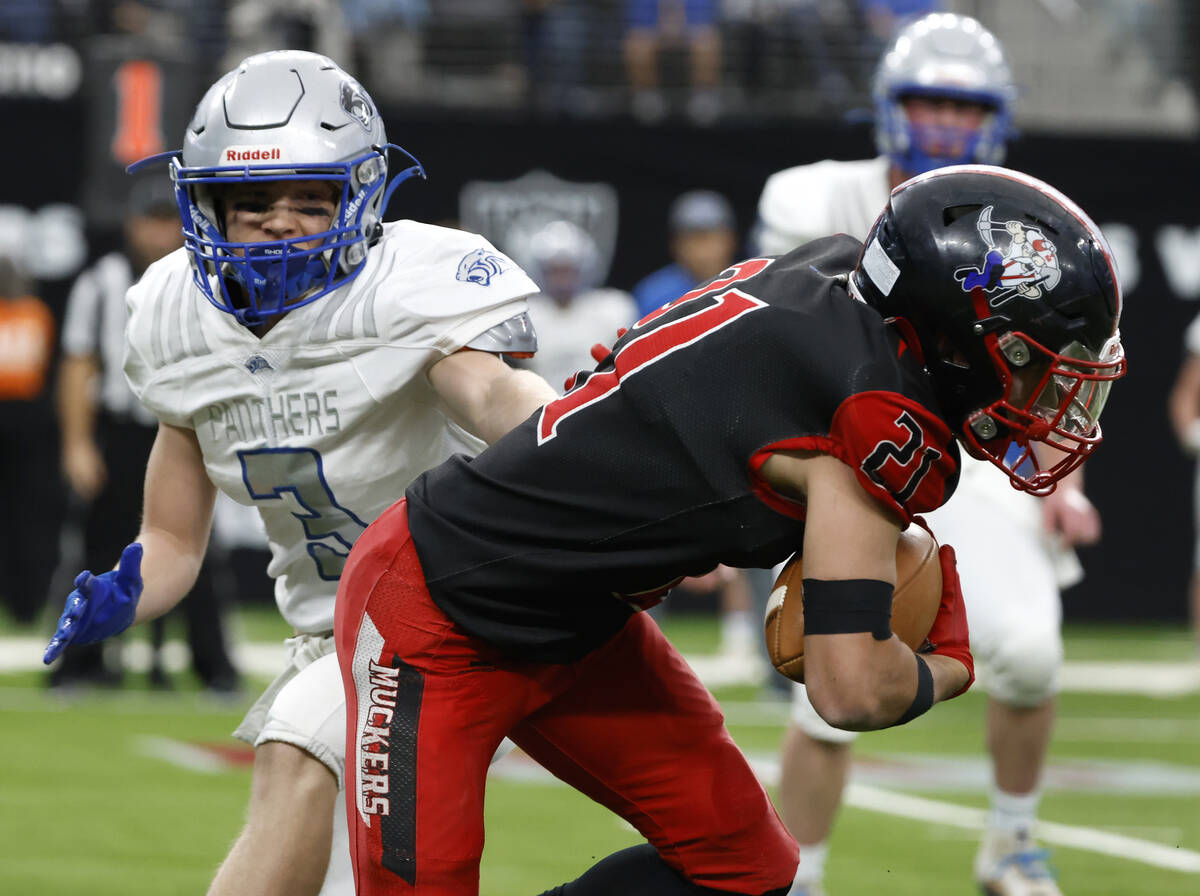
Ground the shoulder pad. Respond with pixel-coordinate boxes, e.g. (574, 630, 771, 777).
(464, 311, 538, 357)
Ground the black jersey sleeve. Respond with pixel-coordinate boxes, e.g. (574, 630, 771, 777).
(747, 388, 958, 525)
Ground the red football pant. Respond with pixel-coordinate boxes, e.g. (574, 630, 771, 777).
(335, 499, 798, 895)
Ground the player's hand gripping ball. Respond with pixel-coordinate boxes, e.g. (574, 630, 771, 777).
(764, 524, 943, 682)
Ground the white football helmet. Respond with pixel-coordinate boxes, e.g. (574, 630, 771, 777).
(873, 13, 1017, 176)
(525, 219, 602, 301)
(135, 50, 424, 324)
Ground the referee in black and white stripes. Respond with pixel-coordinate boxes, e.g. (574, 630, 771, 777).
(50, 175, 241, 692)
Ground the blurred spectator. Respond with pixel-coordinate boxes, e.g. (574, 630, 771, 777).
(1168, 311, 1200, 655)
(56, 0, 225, 60)
(519, 0, 596, 115)
(344, 0, 430, 101)
(0, 255, 61, 627)
(74, 0, 206, 56)
(632, 189, 738, 317)
(0, 0, 58, 43)
(223, 0, 352, 71)
(48, 176, 241, 693)
(517, 218, 637, 390)
(623, 0, 723, 123)
(743, 0, 868, 110)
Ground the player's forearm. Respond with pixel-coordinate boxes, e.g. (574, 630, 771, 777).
(475, 368, 557, 444)
(807, 637, 968, 731)
(924, 652, 971, 703)
(130, 528, 209, 625)
(56, 355, 98, 448)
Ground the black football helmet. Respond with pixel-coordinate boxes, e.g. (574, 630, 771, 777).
(849, 164, 1126, 495)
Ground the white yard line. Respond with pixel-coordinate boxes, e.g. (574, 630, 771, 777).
(135, 736, 232, 774)
(843, 783, 1200, 874)
(5, 637, 1199, 694)
(134, 736, 1200, 873)
(489, 752, 1200, 874)
(0, 636, 288, 677)
(681, 651, 1200, 696)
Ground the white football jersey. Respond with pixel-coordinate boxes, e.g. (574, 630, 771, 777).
(755, 156, 890, 256)
(126, 221, 538, 633)
(1186, 311, 1200, 356)
(522, 288, 638, 393)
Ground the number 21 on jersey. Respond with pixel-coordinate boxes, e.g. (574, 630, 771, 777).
(537, 258, 774, 444)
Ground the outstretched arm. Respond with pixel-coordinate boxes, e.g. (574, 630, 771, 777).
(132, 421, 218, 623)
(428, 349, 558, 445)
(43, 422, 216, 663)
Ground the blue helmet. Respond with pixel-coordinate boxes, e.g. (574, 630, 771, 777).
(873, 14, 1017, 176)
(155, 50, 424, 324)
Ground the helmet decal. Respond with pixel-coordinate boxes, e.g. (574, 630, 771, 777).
(954, 205, 1061, 306)
(339, 79, 374, 131)
(861, 235, 902, 297)
(219, 146, 285, 164)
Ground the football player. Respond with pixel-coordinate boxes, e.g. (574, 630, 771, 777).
(518, 218, 638, 392)
(336, 165, 1125, 895)
(755, 14, 1102, 896)
(42, 50, 558, 896)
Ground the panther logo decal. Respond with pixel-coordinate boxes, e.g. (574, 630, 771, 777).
(456, 248, 512, 286)
(340, 80, 374, 131)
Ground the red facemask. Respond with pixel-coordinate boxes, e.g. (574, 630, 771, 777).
(960, 330, 1127, 495)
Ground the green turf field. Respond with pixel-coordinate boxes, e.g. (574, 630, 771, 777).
(2, 612, 1197, 894)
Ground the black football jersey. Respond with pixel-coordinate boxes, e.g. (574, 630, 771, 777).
(406, 236, 960, 662)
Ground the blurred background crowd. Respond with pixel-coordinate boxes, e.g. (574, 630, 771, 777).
(2, 0, 1200, 696)
(0, 1, 1196, 129)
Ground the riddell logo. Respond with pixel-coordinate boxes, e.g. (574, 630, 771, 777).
(220, 146, 284, 163)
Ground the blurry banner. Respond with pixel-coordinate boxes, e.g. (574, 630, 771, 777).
(459, 169, 619, 283)
(81, 37, 201, 232)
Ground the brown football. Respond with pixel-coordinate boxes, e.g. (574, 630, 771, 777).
(764, 525, 943, 683)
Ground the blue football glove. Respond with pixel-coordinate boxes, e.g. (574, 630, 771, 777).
(43, 543, 144, 665)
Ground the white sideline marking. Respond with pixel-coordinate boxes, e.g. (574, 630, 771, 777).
(844, 783, 1200, 874)
(1055, 661, 1200, 697)
(131, 739, 1200, 874)
(135, 736, 231, 774)
(0, 636, 287, 676)
(7, 637, 1200, 694)
(744, 750, 1200, 795)
(490, 752, 1200, 874)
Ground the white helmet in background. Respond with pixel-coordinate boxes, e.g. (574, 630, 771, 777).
(526, 219, 602, 302)
(150, 50, 425, 324)
(873, 13, 1017, 175)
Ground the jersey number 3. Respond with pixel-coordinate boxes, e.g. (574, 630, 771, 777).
(239, 447, 369, 580)
(537, 258, 773, 443)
